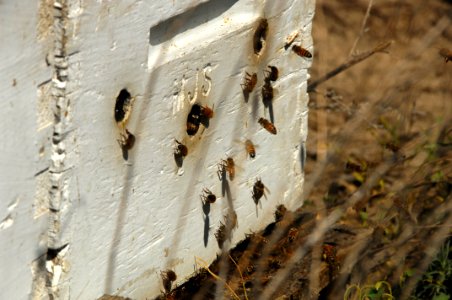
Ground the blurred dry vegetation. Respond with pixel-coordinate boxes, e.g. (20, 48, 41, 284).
(150, 0, 452, 299)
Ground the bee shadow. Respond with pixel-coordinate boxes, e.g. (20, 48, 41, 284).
(121, 147, 129, 161)
(263, 98, 275, 124)
(173, 152, 184, 168)
(201, 200, 211, 247)
(242, 90, 250, 103)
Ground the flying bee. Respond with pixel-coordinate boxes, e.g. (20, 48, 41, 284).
(439, 48, 452, 63)
(258, 117, 277, 135)
(261, 80, 274, 106)
(292, 45, 312, 58)
(241, 72, 258, 94)
(264, 65, 279, 82)
(200, 105, 214, 119)
(245, 139, 256, 158)
(114, 88, 134, 130)
(161, 269, 177, 293)
(186, 104, 202, 136)
(118, 129, 135, 150)
(174, 139, 188, 157)
(201, 188, 217, 204)
(253, 18, 268, 54)
(252, 178, 267, 204)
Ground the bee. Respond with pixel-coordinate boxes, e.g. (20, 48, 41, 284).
(225, 211, 238, 229)
(253, 18, 268, 54)
(186, 104, 202, 136)
(161, 269, 177, 293)
(252, 178, 266, 204)
(174, 139, 188, 157)
(292, 45, 312, 58)
(274, 204, 287, 222)
(215, 222, 227, 249)
(241, 72, 258, 94)
(264, 65, 279, 82)
(261, 80, 274, 106)
(118, 129, 135, 150)
(217, 157, 235, 181)
(258, 117, 277, 135)
(287, 227, 299, 242)
(201, 188, 217, 204)
(245, 139, 256, 158)
(200, 105, 214, 119)
(114, 89, 134, 130)
(439, 48, 452, 63)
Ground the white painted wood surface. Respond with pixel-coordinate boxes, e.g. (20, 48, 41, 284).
(0, 0, 314, 299)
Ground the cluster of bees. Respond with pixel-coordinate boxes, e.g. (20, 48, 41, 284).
(113, 17, 313, 293)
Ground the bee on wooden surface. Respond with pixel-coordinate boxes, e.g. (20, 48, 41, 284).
(264, 65, 279, 82)
(225, 211, 238, 229)
(252, 178, 267, 204)
(217, 157, 235, 181)
(114, 88, 134, 130)
(201, 188, 217, 204)
(439, 48, 452, 63)
(292, 45, 312, 58)
(241, 72, 258, 94)
(161, 269, 177, 293)
(253, 18, 268, 54)
(215, 222, 226, 249)
(274, 204, 287, 222)
(118, 129, 135, 151)
(245, 139, 256, 159)
(287, 227, 299, 242)
(258, 117, 277, 135)
(174, 139, 188, 157)
(261, 80, 274, 106)
(200, 105, 214, 119)
(186, 104, 202, 136)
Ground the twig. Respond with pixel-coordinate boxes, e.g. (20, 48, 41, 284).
(195, 256, 240, 300)
(229, 254, 249, 300)
(349, 0, 374, 57)
(307, 41, 392, 93)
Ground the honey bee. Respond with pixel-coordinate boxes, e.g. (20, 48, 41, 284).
(292, 45, 312, 58)
(245, 139, 256, 158)
(274, 204, 287, 222)
(161, 269, 177, 293)
(264, 65, 279, 82)
(114, 88, 134, 129)
(174, 139, 188, 157)
(186, 104, 202, 136)
(225, 211, 238, 229)
(201, 188, 217, 204)
(439, 48, 452, 63)
(253, 18, 268, 54)
(200, 105, 214, 119)
(241, 72, 258, 94)
(262, 80, 274, 106)
(252, 178, 266, 204)
(118, 129, 135, 150)
(217, 157, 235, 181)
(287, 227, 299, 242)
(258, 117, 277, 135)
(215, 222, 226, 249)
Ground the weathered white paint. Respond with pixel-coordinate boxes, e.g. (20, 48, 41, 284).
(0, 1, 53, 299)
(0, 0, 314, 299)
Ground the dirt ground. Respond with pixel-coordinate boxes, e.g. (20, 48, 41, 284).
(105, 1, 452, 299)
